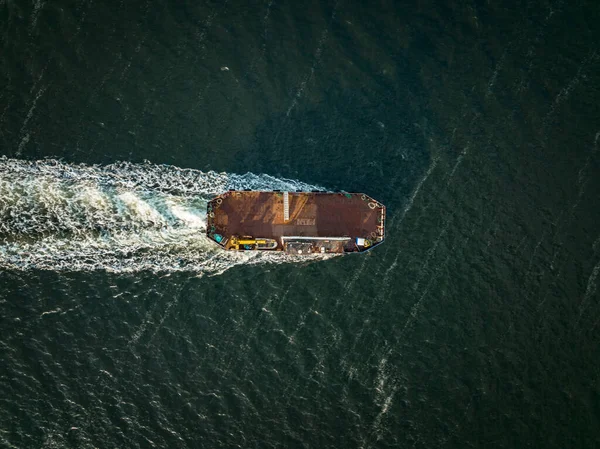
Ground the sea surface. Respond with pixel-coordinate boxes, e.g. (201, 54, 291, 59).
(1, 0, 599, 447)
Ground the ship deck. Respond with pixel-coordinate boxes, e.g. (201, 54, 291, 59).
(207, 191, 385, 253)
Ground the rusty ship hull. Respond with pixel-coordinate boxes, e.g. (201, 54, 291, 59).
(206, 191, 385, 254)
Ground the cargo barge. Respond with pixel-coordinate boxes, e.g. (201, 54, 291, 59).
(206, 191, 385, 254)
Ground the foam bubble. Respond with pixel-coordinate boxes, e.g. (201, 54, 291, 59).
(0, 157, 329, 274)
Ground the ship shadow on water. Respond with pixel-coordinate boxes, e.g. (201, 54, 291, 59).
(242, 87, 432, 214)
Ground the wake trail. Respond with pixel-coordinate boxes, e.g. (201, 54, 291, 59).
(0, 157, 326, 274)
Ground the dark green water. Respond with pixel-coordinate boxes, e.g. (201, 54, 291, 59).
(1, 0, 600, 447)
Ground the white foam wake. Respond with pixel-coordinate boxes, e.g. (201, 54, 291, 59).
(0, 157, 328, 274)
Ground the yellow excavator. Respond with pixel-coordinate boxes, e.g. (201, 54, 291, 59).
(227, 236, 278, 250)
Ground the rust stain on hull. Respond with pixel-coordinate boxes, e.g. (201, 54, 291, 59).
(207, 191, 385, 254)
